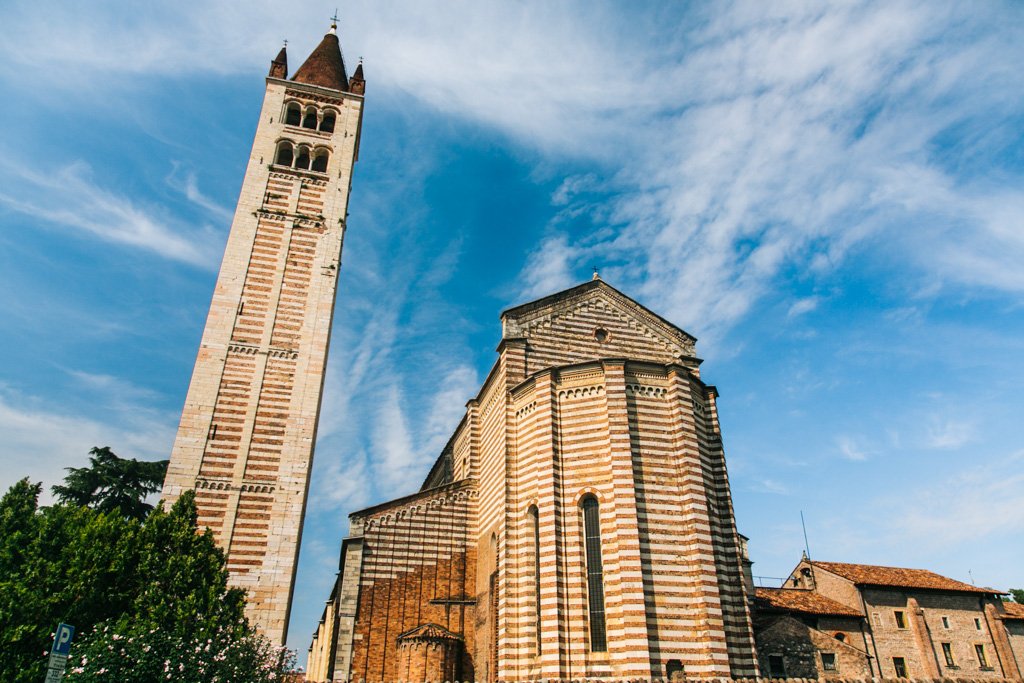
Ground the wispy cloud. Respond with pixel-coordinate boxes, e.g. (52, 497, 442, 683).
(166, 165, 234, 225)
(836, 435, 871, 462)
(787, 296, 821, 319)
(0, 160, 216, 267)
(0, 384, 175, 503)
(924, 417, 975, 450)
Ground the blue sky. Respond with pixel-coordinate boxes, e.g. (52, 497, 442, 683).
(1, 0, 1023, 664)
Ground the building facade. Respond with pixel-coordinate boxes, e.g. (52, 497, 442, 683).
(771, 559, 1024, 680)
(161, 25, 365, 644)
(308, 279, 761, 682)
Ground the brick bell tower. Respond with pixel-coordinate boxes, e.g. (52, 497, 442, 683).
(162, 22, 365, 645)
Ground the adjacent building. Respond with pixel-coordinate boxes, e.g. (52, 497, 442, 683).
(760, 558, 1024, 680)
(308, 278, 761, 682)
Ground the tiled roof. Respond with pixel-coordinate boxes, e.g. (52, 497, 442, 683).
(812, 561, 996, 594)
(292, 30, 348, 91)
(755, 588, 863, 617)
(1000, 602, 1024, 620)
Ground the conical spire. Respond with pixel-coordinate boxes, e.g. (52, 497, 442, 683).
(348, 60, 365, 95)
(292, 24, 348, 91)
(268, 43, 288, 79)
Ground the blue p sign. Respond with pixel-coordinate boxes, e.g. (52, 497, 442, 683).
(52, 623, 74, 656)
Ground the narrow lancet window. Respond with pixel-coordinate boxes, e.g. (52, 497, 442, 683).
(275, 141, 294, 167)
(528, 505, 541, 653)
(311, 150, 329, 173)
(302, 107, 318, 129)
(295, 146, 311, 170)
(320, 111, 336, 133)
(285, 102, 301, 126)
(581, 495, 607, 652)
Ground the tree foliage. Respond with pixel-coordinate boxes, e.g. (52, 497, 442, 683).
(0, 479, 293, 683)
(1010, 588, 1024, 604)
(51, 446, 168, 521)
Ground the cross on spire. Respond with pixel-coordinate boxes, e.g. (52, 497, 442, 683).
(331, 8, 340, 27)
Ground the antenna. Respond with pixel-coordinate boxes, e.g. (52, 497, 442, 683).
(801, 510, 817, 589)
(800, 510, 812, 559)
(969, 569, 975, 585)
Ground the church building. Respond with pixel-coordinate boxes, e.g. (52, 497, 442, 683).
(306, 278, 761, 682)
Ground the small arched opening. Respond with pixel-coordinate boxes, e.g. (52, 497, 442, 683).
(302, 106, 318, 130)
(274, 141, 294, 167)
(320, 110, 336, 133)
(311, 149, 329, 173)
(284, 102, 302, 127)
(295, 146, 311, 170)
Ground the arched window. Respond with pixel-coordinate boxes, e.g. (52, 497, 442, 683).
(274, 141, 293, 167)
(834, 632, 846, 643)
(320, 111, 336, 133)
(302, 107, 318, 129)
(295, 146, 311, 170)
(311, 149, 329, 173)
(284, 102, 301, 127)
(581, 495, 607, 652)
(527, 506, 541, 653)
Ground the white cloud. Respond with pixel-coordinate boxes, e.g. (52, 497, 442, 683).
(836, 435, 870, 462)
(924, 417, 975, 450)
(0, 160, 216, 267)
(886, 450, 1024, 549)
(0, 387, 175, 503)
(787, 296, 821, 318)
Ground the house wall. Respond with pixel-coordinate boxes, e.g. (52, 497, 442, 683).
(754, 616, 871, 679)
(861, 588, 1008, 679)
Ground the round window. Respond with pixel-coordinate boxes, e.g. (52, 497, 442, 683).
(594, 327, 609, 343)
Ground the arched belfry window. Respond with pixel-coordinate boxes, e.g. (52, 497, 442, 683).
(527, 505, 541, 653)
(311, 149, 329, 173)
(295, 146, 311, 170)
(284, 102, 301, 127)
(302, 107, 318, 130)
(581, 495, 607, 652)
(320, 111, 336, 133)
(274, 141, 293, 167)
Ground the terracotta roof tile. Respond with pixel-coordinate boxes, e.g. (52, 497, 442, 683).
(755, 588, 863, 617)
(812, 561, 996, 594)
(1000, 601, 1024, 620)
(292, 31, 348, 91)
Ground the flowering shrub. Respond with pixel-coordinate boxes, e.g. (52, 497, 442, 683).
(0, 480, 297, 683)
(64, 623, 295, 683)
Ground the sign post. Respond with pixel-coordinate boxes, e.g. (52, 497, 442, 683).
(43, 623, 75, 683)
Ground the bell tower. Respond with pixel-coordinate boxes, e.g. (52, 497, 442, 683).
(162, 22, 365, 644)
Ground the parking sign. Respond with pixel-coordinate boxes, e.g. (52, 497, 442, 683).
(44, 623, 75, 682)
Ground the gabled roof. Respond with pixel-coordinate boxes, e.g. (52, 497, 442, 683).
(292, 28, 348, 91)
(501, 279, 697, 353)
(396, 622, 463, 642)
(755, 588, 863, 617)
(812, 561, 997, 594)
(999, 601, 1024, 621)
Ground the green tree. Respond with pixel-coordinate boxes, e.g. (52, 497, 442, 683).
(1010, 588, 1024, 603)
(51, 446, 168, 521)
(0, 480, 293, 683)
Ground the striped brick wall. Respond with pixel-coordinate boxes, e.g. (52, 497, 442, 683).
(342, 482, 477, 683)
